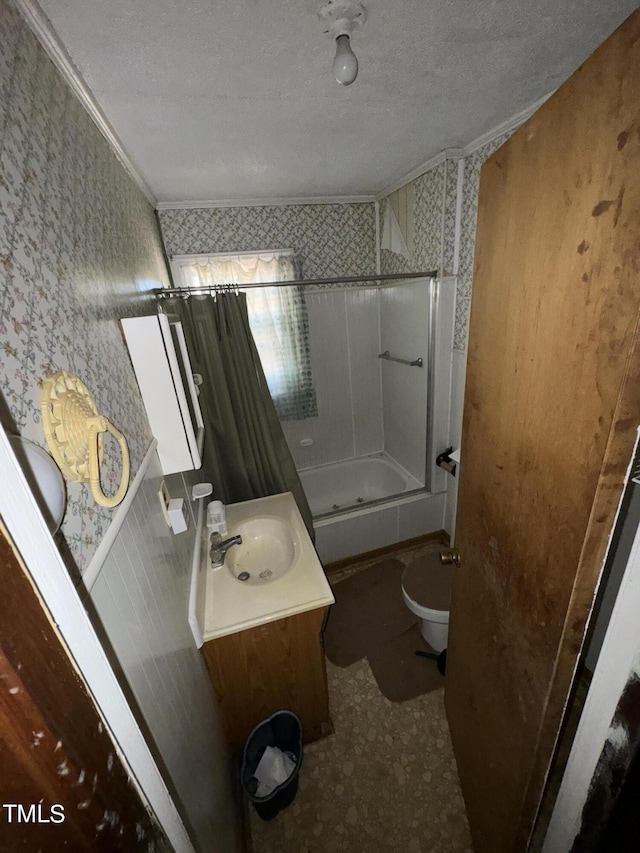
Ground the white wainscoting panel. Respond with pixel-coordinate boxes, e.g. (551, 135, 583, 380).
(89, 452, 238, 852)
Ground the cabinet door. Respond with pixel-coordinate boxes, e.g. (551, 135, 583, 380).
(203, 608, 330, 753)
(120, 314, 202, 474)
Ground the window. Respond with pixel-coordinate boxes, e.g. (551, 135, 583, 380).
(170, 250, 317, 421)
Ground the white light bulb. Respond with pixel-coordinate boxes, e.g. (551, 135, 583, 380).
(333, 33, 358, 86)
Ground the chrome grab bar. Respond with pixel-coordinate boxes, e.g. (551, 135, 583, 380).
(378, 350, 423, 368)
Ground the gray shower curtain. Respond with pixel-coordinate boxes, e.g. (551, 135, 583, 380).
(172, 292, 314, 537)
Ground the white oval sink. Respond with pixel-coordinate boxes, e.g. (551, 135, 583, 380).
(225, 515, 297, 585)
(200, 492, 335, 642)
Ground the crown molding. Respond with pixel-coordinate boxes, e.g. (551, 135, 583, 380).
(15, 0, 554, 214)
(376, 150, 449, 201)
(158, 92, 554, 209)
(375, 91, 554, 200)
(16, 0, 156, 207)
(156, 194, 376, 211)
(459, 91, 553, 157)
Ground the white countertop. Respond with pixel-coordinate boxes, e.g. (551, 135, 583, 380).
(199, 492, 334, 643)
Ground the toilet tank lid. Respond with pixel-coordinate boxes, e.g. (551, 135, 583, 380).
(402, 553, 452, 612)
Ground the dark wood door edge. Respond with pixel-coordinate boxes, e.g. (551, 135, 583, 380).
(0, 520, 170, 851)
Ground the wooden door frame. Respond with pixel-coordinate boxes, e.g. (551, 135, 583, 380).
(543, 432, 640, 850)
(0, 425, 194, 851)
(520, 335, 640, 850)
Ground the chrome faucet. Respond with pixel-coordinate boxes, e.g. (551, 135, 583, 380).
(210, 532, 243, 568)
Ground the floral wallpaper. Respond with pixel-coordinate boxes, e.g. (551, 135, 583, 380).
(379, 164, 447, 278)
(378, 135, 513, 350)
(0, 0, 169, 573)
(161, 135, 516, 352)
(413, 164, 446, 274)
(158, 203, 377, 282)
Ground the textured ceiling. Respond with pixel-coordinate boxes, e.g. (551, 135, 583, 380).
(36, 0, 638, 204)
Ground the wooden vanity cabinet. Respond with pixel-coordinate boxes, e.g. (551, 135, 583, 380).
(202, 606, 332, 755)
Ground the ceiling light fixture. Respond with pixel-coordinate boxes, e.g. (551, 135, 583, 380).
(318, 0, 367, 87)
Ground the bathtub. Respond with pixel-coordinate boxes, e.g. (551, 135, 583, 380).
(298, 453, 446, 564)
(299, 453, 421, 518)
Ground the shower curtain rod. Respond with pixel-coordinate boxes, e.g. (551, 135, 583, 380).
(155, 270, 438, 297)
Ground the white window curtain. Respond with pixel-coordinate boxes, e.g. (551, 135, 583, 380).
(175, 251, 317, 421)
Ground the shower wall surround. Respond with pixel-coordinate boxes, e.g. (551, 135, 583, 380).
(253, 281, 433, 479)
(0, 0, 166, 571)
(157, 132, 516, 489)
(158, 202, 377, 279)
(283, 286, 384, 470)
(379, 280, 431, 483)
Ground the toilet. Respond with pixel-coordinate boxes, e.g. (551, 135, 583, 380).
(401, 553, 452, 652)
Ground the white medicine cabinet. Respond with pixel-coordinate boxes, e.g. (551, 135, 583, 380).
(121, 314, 204, 475)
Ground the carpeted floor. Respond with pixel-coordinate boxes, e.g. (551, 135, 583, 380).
(249, 541, 473, 853)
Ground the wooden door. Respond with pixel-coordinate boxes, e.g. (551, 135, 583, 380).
(0, 520, 169, 851)
(445, 10, 640, 853)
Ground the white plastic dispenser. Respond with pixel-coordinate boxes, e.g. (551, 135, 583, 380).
(207, 499, 228, 536)
(168, 498, 189, 534)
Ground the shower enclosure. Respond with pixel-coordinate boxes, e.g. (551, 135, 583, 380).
(159, 269, 456, 565)
(277, 276, 456, 563)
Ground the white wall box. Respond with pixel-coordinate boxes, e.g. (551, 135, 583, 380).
(121, 314, 204, 475)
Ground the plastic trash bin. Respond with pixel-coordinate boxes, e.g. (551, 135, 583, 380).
(241, 710, 303, 820)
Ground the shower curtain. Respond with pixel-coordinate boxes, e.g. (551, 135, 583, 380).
(171, 291, 314, 537)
